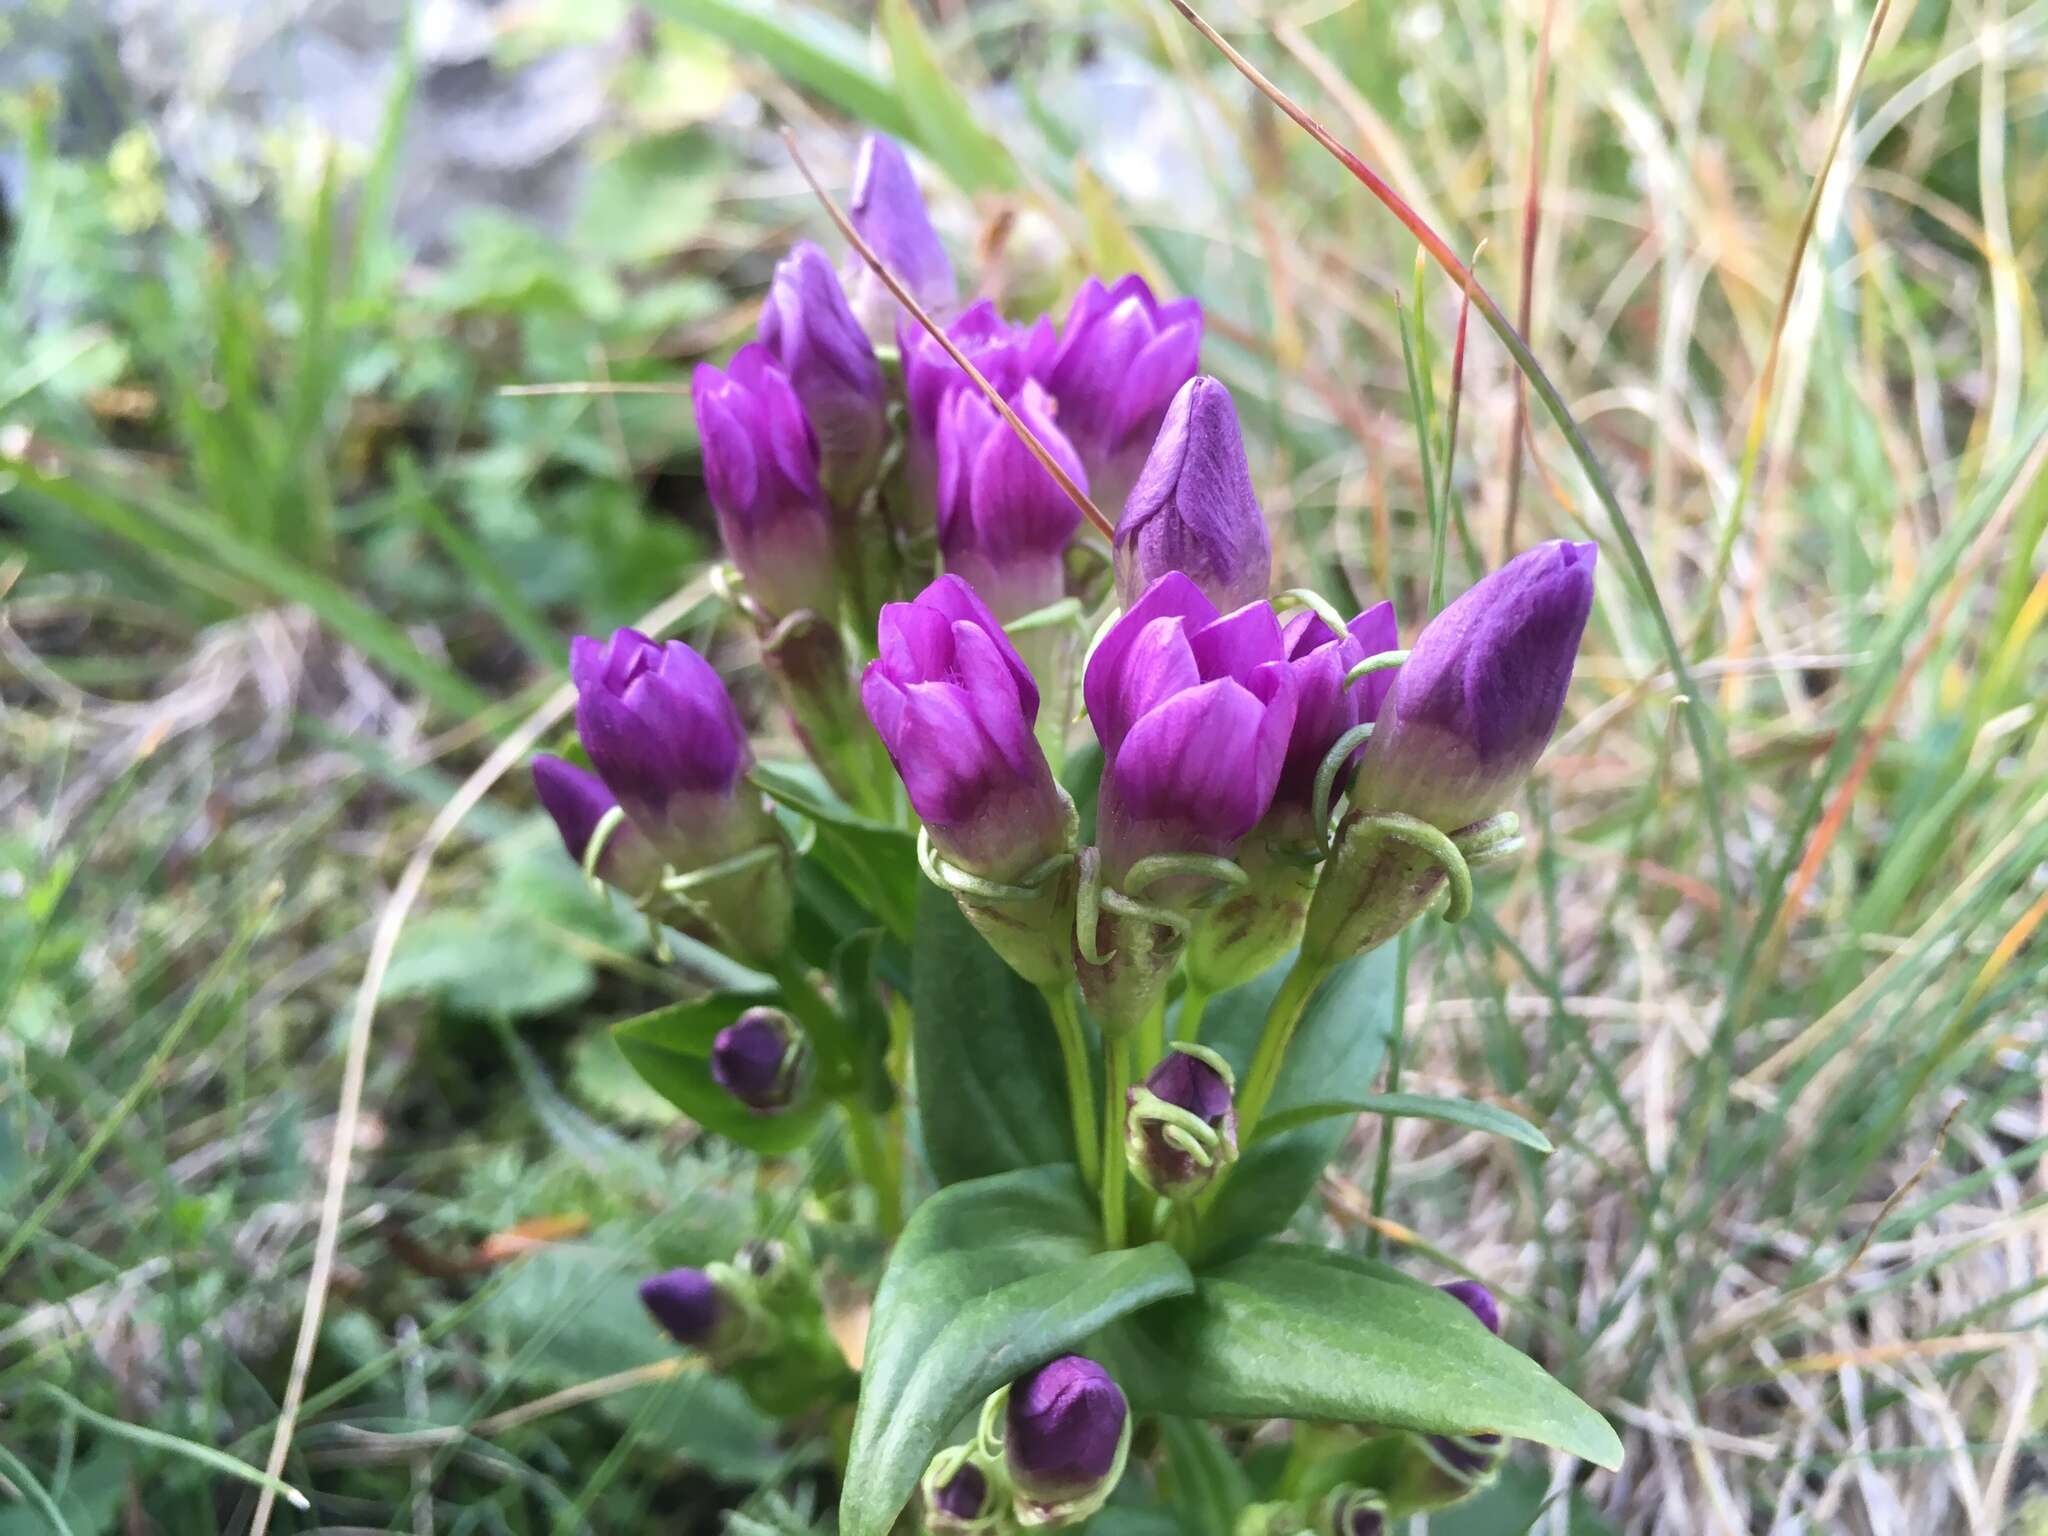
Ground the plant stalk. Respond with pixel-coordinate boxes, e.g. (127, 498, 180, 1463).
(1101, 1035, 1133, 1247)
(1044, 985, 1101, 1185)
(844, 1103, 901, 1237)
(1198, 956, 1330, 1219)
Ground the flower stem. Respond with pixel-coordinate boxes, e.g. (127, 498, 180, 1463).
(1101, 1035, 1133, 1248)
(1174, 982, 1211, 1045)
(1043, 985, 1100, 1185)
(844, 1103, 901, 1237)
(1197, 956, 1329, 1219)
(1366, 930, 1412, 1261)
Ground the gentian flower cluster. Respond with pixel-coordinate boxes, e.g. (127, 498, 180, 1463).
(527, 130, 1606, 1532)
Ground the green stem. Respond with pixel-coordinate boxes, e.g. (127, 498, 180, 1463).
(844, 1103, 901, 1237)
(1366, 931, 1411, 1261)
(1101, 1035, 1133, 1248)
(1174, 983, 1211, 1046)
(1043, 986, 1101, 1185)
(772, 957, 854, 1081)
(1198, 956, 1329, 1219)
(1136, 995, 1167, 1077)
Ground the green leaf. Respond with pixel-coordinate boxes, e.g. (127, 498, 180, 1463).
(574, 132, 724, 265)
(1157, 1417, 1252, 1536)
(878, 0, 1021, 193)
(645, 0, 915, 141)
(1196, 948, 1395, 1253)
(612, 993, 827, 1155)
(840, 1167, 1195, 1536)
(754, 760, 919, 943)
(381, 909, 593, 1020)
(910, 881, 1075, 1184)
(1109, 1243, 1622, 1469)
(1254, 1092, 1552, 1153)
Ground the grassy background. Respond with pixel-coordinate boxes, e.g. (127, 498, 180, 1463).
(3, 0, 2045, 1529)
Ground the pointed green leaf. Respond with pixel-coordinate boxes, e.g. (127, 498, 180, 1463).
(1254, 1092, 1552, 1153)
(755, 759, 919, 943)
(911, 881, 1076, 1183)
(879, 0, 1021, 194)
(841, 1166, 1194, 1536)
(645, 0, 914, 140)
(1109, 1243, 1622, 1469)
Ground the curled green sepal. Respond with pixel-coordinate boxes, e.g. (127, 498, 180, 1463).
(1273, 587, 1355, 639)
(1342, 649, 1411, 691)
(920, 1442, 1013, 1535)
(1451, 811, 1523, 871)
(1310, 723, 1376, 851)
(580, 804, 629, 896)
(918, 828, 1078, 906)
(1125, 1043, 1240, 1202)
(1315, 1485, 1391, 1536)
(1004, 595, 1087, 637)
(1341, 814, 1475, 923)
(709, 560, 774, 630)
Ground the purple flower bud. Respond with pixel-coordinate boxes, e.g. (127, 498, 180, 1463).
(710, 1007, 804, 1112)
(1083, 572, 1297, 890)
(638, 1266, 724, 1347)
(1353, 541, 1597, 831)
(1005, 1355, 1128, 1507)
(1113, 377, 1272, 613)
(759, 241, 885, 507)
(1425, 1432, 1504, 1480)
(936, 380, 1087, 621)
(900, 300, 1058, 448)
(861, 575, 1066, 882)
(531, 754, 661, 896)
(1319, 1487, 1390, 1536)
(1438, 1279, 1501, 1336)
(921, 1451, 998, 1532)
(1127, 1046, 1238, 1200)
(1275, 602, 1400, 814)
(1044, 274, 1203, 515)
(692, 343, 838, 619)
(845, 133, 958, 339)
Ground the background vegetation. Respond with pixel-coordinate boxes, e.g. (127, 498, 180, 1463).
(2, 0, 2044, 1529)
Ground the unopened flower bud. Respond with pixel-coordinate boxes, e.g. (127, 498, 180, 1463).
(899, 302, 1057, 538)
(845, 133, 958, 340)
(1351, 541, 1596, 832)
(711, 1007, 805, 1112)
(568, 629, 791, 963)
(1126, 1044, 1238, 1201)
(1438, 1279, 1500, 1336)
(531, 754, 661, 899)
(935, 380, 1086, 623)
(638, 1266, 745, 1352)
(1315, 1487, 1389, 1536)
(1005, 1355, 1131, 1526)
(920, 1445, 1004, 1534)
(1044, 274, 1202, 516)
(759, 241, 886, 507)
(1113, 377, 1272, 613)
(692, 344, 839, 620)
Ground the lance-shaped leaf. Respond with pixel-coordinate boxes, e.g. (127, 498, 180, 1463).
(1109, 1242, 1622, 1469)
(613, 994, 826, 1156)
(1253, 1092, 1552, 1153)
(840, 1166, 1194, 1536)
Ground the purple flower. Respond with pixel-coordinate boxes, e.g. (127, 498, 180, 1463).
(900, 300, 1058, 448)
(1083, 572, 1297, 889)
(1112, 376, 1272, 613)
(931, 1461, 988, 1520)
(1322, 1488, 1389, 1536)
(710, 1007, 803, 1112)
(845, 133, 958, 339)
(861, 575, 1066, 881)
(1274, 601, 1400, 814)
(1005, 1355, 1128, 1506)
(692, 343, 838, 619)
(935, 380, 1086, 621)
(758, 241, 885, 506)
(1127, 1046, 1238, 1199)
(531, 754, 660, 895)
(1352, 541, 1597, 830)
(1439, 1279, 1501, 1336)
(921, 1455, 995, 1531)
(1044, 274, 1202, 514)
(638, 1267, 724, 1347)
(569, 630, 752, 854)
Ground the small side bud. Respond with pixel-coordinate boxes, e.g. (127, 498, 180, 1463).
(1315, 1487, 1389, 1536)
(920, 1444, 1006, 1534)
(1125, 1044, 1239, 1201)
(1438, 1279, 1501, 1336)
(1004, 1355, 1131, 1527)
(710, 1007, 806, 1113)
(637, 1266, 749, 1355)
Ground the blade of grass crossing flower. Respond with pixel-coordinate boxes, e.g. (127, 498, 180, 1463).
(1162, 0, 1734, 933)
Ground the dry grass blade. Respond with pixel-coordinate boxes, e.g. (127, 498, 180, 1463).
(779, 127, 1114, 542)
(245, 576, 715, 1536)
